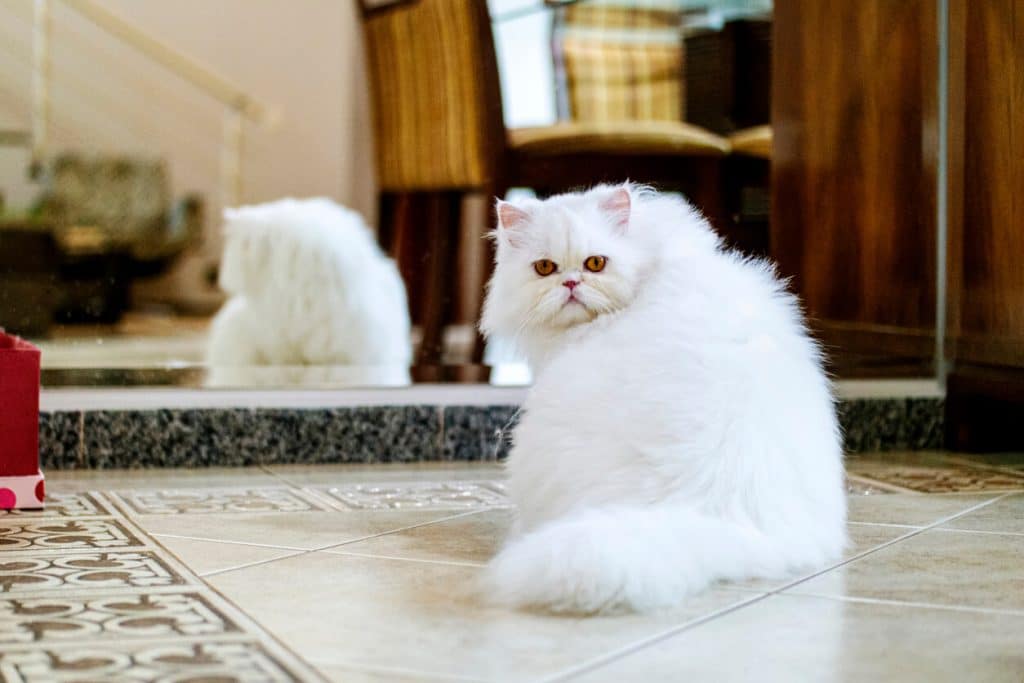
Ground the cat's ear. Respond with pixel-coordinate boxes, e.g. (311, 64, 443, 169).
(495, 200, 531, 248)
(600, 187, 631, 233)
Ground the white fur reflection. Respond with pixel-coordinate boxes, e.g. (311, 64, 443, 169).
(207, 197, 411, 368)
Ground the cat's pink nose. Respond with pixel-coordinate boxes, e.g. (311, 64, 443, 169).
(562, 279, 579, 291)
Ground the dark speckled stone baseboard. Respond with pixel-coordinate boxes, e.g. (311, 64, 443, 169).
(37, 398, 942, 469)
(838, 398, 944, 454)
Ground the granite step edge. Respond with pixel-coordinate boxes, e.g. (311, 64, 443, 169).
(37, 398, 943, 470)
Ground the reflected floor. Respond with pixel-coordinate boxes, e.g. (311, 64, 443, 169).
(31, 312, 485, 369)
(3, 454, 1022, 681)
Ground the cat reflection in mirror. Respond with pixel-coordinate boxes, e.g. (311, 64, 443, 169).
(480, 184, 846, 614)
(207, 198, 411, 370)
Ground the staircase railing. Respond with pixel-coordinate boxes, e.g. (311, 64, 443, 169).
(29, 0, 278, 206)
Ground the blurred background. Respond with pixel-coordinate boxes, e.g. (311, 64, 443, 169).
(0, 0, 1021, 444)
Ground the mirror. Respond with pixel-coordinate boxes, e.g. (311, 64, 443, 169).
(0, 0, 944, 389)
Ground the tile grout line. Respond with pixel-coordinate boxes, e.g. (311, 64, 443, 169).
(321, 548, 487, 568)
(198, 550, 309, 578)
(544, 492, 1015, 683)
(846, 521, 922, 529)
(148, 532, 307, 552)
(931, 526, 1024, 538)
(200, 508, 491, 578)
(539, 592, 773, 683)
(845, 473, 921, 495)
(785, 590, 1024, 617)
(758, 492, 1016, 600)
(258, 464, 301, 489)
(309, 508, 488, 552)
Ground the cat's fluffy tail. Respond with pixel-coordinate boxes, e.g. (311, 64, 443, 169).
(484, 505, 809, 614)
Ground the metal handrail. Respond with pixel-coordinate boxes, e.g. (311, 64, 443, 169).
(62, 0, 273, 124)
(26, 0, 278, 205)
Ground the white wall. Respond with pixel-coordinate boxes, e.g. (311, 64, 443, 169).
(0, 0, 374, 309)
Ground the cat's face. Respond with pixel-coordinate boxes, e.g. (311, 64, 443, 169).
(483, 186, 648, 338)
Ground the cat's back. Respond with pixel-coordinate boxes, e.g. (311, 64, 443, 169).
(525, 245, 830, 449)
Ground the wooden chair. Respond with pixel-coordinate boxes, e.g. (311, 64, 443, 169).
(361, 0, 730, 364)
(725, 125, 772, 256)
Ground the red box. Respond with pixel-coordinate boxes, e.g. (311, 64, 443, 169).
(0, 330, 45, 509)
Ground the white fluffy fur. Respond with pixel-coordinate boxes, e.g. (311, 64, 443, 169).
(480, 185, 847, 614)
(207, 197, 411, 367)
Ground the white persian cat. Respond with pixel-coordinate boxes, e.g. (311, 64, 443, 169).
(480, 184, 846, 614)
(207, 198, 411, 368)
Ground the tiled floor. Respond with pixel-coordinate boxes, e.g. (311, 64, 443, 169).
(2, 453, 1023, 682)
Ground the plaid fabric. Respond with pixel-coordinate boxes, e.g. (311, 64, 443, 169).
(554, 2, 685, 123)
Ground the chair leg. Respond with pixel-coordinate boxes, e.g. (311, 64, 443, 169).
(469, 184, 507, 364)
(377, 192, 399, 255)
(688, 157, 732, 241)
(416, 192, 461, 366)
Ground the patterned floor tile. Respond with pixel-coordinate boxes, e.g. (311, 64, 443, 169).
(0, 551, 190, 594)
(0, 493, 114, 518)
(314, 481, 509, 511)
(111, 487, 330, 515)
(0, 591, 243, 646)
(846, 462, 1024, 493)
(0, 640, 307, 682)
(0, 519, 145, 553)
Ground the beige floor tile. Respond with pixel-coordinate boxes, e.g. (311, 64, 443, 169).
(134, 510, 476, 551)
(264, 463, 505, 487)
(314, 663, 484, 682)
(206, 552, 757, 682)
(790, 528, 1024, 611)
(939, 493, 1024, 534)
(152, 535, 303, 575)
(326, 508, 511, 565)
(573, 593, 1024, 682)
(44, 466, 280, 493)
(726, 522, 909, 593)
(847, 492, 1001, 526)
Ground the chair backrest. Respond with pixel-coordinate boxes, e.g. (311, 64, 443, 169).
(553, 3, 685, 123)
(362, 0, 507, 192)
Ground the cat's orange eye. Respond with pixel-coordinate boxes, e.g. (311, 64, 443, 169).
(584, 255, 607, 273)
(533, 259, 557, 276)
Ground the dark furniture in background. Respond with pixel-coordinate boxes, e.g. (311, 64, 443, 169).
(772, 0, 1024, 450)
(361, 0, 733, 364)
(685, 17, 772, 136)
(771, 0, 939, 378)
(0, 155, 203, 334)
(0, 223, 62, 335)
(943, 0, 1024, 451)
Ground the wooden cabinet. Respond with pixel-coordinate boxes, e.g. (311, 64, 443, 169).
(771, 0, 939, 377)
(772, 0, 1024, 448)
(944, 0, 1024, 450)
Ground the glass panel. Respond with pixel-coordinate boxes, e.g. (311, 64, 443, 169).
(0, 0, 945, 389)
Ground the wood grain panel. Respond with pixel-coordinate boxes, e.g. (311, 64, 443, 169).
(953, 0, 1024, 366)
(771, 0, 938, 372)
